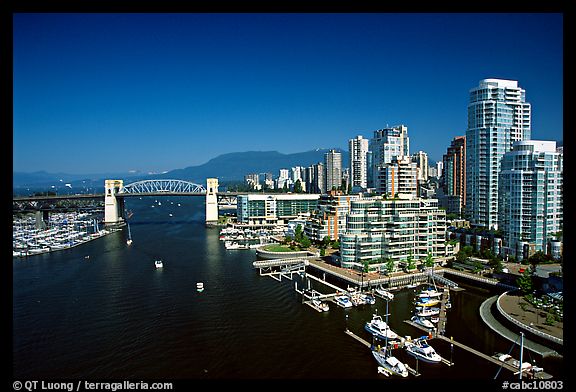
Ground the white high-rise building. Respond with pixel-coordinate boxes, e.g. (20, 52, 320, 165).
(466, 78, 531, 229)
(324, 149, 342, 193)
(499, 140, 563, 260)
(349, 135, 369, 191)
(349, 136, 369, 190)
(369, 125, 409, 192)
(411, 151, 429, 181)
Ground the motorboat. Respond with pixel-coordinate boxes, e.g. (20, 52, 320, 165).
(312, 298, 329, 312)
(492, 353, 533, 372)
(418, 288, 442, 299)
(415, 298, 440, 307)
(155, 259, 163, 269)
(430, 316, 439, 323)
(372, 349, 409, 377)
(375, 286, 394, 300)
(362, 293, 376, 305)
(225, 241, 241, 249)
(334, 295, 353, 308)
(404, 337, 442, 363)
(415, 307, 440, 317)
(364, 314, 398, 340)
(411, 315, 434, 329)
(196, 282, 204, 292)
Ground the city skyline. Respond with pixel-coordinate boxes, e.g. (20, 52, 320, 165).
(13, 13, 563, 174)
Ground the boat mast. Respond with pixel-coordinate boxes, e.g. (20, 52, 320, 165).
(519, 332, 524, 380)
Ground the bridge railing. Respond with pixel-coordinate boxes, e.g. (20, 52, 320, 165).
(120, 179, 206, 194)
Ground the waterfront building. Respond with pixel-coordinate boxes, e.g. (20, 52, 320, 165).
(324, 149, 342, 193)
(378, 156, 418, 198)
(304, 191, 360, 242)
(340, 196, 447, 271)
(349, 135, 369, 191)
(498, 140, 563, 260)
(466, 78, 531, 230)
(237, 194, 320, 226)
(442, 135, 466, 215)
(411, 150, 429, 182)
(369, 125, 409, 192)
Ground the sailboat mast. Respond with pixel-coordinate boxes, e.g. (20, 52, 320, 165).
(519, 332, 524, 379)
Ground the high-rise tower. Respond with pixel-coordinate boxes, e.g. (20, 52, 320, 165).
(465, 78, 531, 229)
(348, 135, 369, 191)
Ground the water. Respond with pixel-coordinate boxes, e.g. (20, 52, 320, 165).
(13, 197, 563, 380)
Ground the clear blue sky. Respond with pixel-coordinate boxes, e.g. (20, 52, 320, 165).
(13, 13, 563, 174)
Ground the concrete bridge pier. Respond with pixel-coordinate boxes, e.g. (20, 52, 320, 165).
(205, 178, 219, 226)
(104, 179, 125, 226)
(35, 210, 48, 229)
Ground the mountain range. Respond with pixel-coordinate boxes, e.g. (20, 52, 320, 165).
(13, 149, 347, 189)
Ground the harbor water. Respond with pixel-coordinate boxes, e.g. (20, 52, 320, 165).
(13, 197, 563, 380)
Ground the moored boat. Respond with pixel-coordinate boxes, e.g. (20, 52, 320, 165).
(372, 349, 409, 377)
(364, 314, 398, 340)
(334, 295, 353, 308)
(375, 286, 394, 300)
(411, 315, 434, 329)
(404, 337, 442, 363)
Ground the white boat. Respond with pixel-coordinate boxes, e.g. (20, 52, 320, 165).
(418, 288, 442, 299)
(155, 260, 163, 269)
(375, 286, 394, 300)
(196, 282, 204, 292)
(430, 316, 439, 323)
(415, 307, 440, 317)
(225, 241, 241, 249)
(404, 337, 442, 363)
(362, 293, 376, 305)
(407, 283, 418, 289)
(364, 314, 398, 340)
(492, 353, 533, 372)
(372, 349, 409, 377)
(334, 295, 353, 308)
(312, 298, 329, 312)
(411, 315, 434, 329)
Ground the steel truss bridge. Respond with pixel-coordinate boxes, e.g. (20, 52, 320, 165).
(119, 179, 206, 196)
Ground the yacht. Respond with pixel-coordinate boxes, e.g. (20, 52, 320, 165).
(362, 293, 376, 305)
(334, 295, 353, 308)
(375, 286, 394, 300)
(415, 307, 440, 317)
(415, 298, 440, 307)
(411, 315, 434, 329)
(430, 316, 440, 323)
(312, 298, 329, 312)
(196, 282, 204, 292)
(418, 288, 442, 299)
(364, 314, 398, 340)
(404, 337, 442, 363)
(225, 241, 241, 249)
(372, 349, 409, 377)
(154, 259, 163, 269)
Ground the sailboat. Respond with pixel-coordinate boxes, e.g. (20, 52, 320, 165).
(126, 222, 133, 245)
(370, 298, 409, 377)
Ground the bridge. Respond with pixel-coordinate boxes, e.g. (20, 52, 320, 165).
(13, 178, 226, 225)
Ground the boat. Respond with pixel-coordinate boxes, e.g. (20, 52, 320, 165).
(225, 241, 241, 249)
(415, 298, 441, 307)
(430, 316, 439, 323)
(372, 349, 409, 377)
(406, 283, 418, 289)
(415, 307, 440, 317)
(364, 314, 398, 340)
(404, 337, 442, 363)
(155, 259, 163, 269)
(411, 315, 434, 329)
(375, 286, 394, 300)
(312, 298, 330, 312)
(418, 288, 442, 299)
(196, 282, 204, 292)
(126, 223, 133, 245)
(362, 293, 376, 305)
(334, 295, 353, 308)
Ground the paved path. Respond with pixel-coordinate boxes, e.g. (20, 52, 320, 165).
(479, 296, 560, 357)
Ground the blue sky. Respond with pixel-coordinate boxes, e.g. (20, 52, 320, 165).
(13, 13, 563, 174)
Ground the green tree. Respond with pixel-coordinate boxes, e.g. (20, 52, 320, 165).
(294, 224, 303, 242)
(363, 261, 370, 274)
(385, 257, 395, 273)
(516, 269, 534, 295)
(293, 179, 303, 193)
(300, 235, 311, 249)
(283, 182, 288, 193)
(425, 252, 434, 268)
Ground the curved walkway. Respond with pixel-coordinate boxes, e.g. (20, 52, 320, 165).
(479, 296, 561, 357)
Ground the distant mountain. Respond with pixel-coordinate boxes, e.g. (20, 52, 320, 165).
(12, 149, 349, 189)
(156, 149, 348, 183)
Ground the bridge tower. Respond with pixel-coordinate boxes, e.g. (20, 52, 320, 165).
(104, 179, 125, 226)
(205, 178, 219, 225)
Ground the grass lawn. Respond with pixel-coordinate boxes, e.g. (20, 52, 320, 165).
(262, 244, 298, 252)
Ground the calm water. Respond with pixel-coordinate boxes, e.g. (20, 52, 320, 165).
(13, 197, 563, 380)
